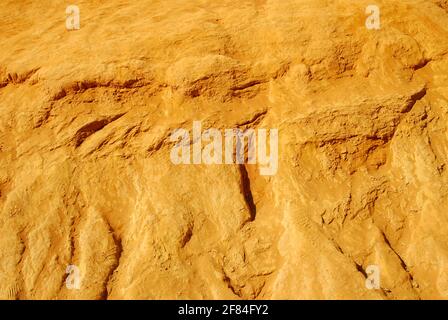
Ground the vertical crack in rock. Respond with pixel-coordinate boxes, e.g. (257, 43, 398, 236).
(13, 229, 27, 300)
(333, 241, 391, 298)
(381, 232, 420, 296)
(222, 269, 242, 298)
(404, 87, 428, 113)
(100, 224, 123, 300)
(238, 164, 257, 222)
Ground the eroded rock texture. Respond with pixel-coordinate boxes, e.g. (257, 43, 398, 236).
(0, 0, 447, 299)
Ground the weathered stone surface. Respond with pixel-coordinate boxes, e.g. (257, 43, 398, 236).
(0, 0, 447, 299)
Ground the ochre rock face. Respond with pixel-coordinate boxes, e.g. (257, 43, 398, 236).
(0, 0, 448, 300)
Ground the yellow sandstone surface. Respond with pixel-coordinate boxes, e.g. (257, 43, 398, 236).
(0, 0, 448, 299)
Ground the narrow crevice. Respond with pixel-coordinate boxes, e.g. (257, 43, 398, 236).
(388, 87, 428, 142)
(238, 164, 256, 221)
(381, 231, 421, 297)
(222, 270, 242, 298)
(236, 109, 268, 128)
(333, 241, 390, 298)
(412, 58, 432, 71)
(231, 79, 265, 91)
(99, 223, 123, 300)
(13, 230, 27, 300)
(402, 87, 427, 113)
(50, 79, 151, 102)
(0, 68, 40, 89)
(382, 233, 413, 278)
(73, 113, 125, 148)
